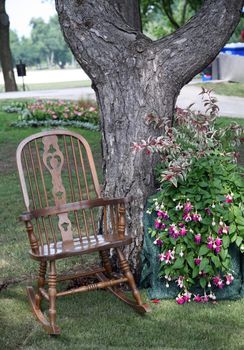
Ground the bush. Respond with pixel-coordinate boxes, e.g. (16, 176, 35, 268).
(134, 88, 244, 303)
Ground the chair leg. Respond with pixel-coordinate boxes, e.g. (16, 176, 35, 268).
(35, 261, 47, 308)
(100, 250, 112, 274)
(115, 248, 151, 313)
(48, 260, 60, 335)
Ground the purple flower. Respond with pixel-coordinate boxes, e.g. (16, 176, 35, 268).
(177, 276, 184, 288)
(157, 210, 169, 220)
(176, 296, 185, 305)
(194, 257, 202, 266)
(224, 194, 233, 203)
(193, 295, 202, 303)
(168, 224, 179, 240)
(215, 237, 222, 247)
(154, 219, 166, 230)
(201, 295, 209, 303)
(183, 201, 193, 213)
(183, 213, 192, 222)
(194, 233, 202, 245)
(192, 213, 202, 222)
(207, 236, 214, 250)
(212, 276, 225, 289)
(159, 250, 175, 264)
(205, 207, 212, 216)
(153, 238, 163, 247)
(215, 246, 221, 254)
(179, 226, 187, 236)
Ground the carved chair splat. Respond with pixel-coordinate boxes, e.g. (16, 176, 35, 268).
(16, 130, 150, 335)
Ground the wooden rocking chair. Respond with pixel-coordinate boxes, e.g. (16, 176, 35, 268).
(16, 130, 150, 335)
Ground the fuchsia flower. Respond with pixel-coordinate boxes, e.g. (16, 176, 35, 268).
(176, 295, 185, 304)
(215, 237, 222, 246)
(194, 233, 202, 245)
(205, 207, 212, 216)
(225, 273, 234, 285)
(194, 257, 202, 266)
(183, 213, 192, 222)
(183, 201, 193, 213)
(224, 194, 233, 203)
(154, 219, 166, 230)
(179, 226, 187, 236)
(159, 250, 175, 264)
(212, 276, 225, 289)
(153, 238, 163, 247)
(201, 295, 209, 303)
(192, 213, 202, 222)
(193, 295, 202, 303)
(177, 276, 184, 288)
(157, 210, 169, 220)
(168, 224, 179, 239)
(218, 223, 229, 235)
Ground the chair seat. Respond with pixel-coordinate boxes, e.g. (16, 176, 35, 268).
(29, 235, 133, 261)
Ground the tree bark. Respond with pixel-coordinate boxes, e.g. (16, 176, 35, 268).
(55, 0, 243, 275)
(0, 0, 17, 91)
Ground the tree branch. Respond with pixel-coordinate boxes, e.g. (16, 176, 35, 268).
(162, 0, 180, 29)
(155, 0, 243, 88)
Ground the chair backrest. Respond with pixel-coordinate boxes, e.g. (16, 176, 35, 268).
(16, 130, 101, 246)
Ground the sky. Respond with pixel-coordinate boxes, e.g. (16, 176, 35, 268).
(6, 0, 56, 38)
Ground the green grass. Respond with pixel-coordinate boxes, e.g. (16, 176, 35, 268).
(197, 82, 244, 97)
(0, 102, 244, 350)
(0, 80, 91, 92)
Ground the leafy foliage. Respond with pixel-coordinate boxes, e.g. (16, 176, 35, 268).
(135, 89, 244, 303)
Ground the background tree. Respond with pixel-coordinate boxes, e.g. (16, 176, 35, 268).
(10, 15, 73, 69)
(0, 0, 17, 91)
(141, 0, 203, 38)
(55, 0, 243, 274)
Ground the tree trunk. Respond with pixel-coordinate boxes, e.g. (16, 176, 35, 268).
(0, 0, 17, 92)
(55, 0, 243, 275)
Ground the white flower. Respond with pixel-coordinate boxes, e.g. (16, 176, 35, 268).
(208, 282, 211, 288)
(179, 251, 184, 257)
(166, 282, 170, 288)
(212, 220, 216, 226)
(211, 203, 216, 208)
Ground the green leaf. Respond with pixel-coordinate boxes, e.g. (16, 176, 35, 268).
(199, 258, 209, 272)
(229, 224, 236, 234)
(236, 236, 243, 247)
(186, 255, 195, 269)
(211, 255, 221, 268)
(173, 257, 184, 269)
(219, 249, 228, 261)
(200, 277, 207, 289)
(222, 235, 230, 249)
(192, 266, 199, 278)
(230, 232, 237, 243)
(198, 245, 209, 256)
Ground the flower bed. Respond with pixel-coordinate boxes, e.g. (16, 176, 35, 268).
(135, 88, 244, 303)
(4, 99, 99, 130)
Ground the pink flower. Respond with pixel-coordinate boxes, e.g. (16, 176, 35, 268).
(224, 194, 233, 203)
(218, 224, 229, 235)
(212, 276, 225, 289)
(157, 210, 169, 220)
(194, 257, 202, 266)
(194, 233, 202, 245)
(183, 201, 193, 213)
(177, 276, 184, 288)
(176, 296, 185, 304)
(168, 224, 179, 239)
(201, 295, 209, 303)
(183, 291, 191, 303)
(225, 273, 234, 285)
(193, 295, 202, 303)
(154, 220, 166, 230)
(179, 226, 187, 236)
(153, 238, 163, 247)
(183, 213, 192, 222)
(159, 250, 175, 264)
(192, 213, 202, 222)
(215, 237, 222, 246)
(215, 246, 221, 254)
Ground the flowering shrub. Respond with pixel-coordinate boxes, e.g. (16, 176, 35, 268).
(5, 99, 99, 130)
(134, 88, 244, 303)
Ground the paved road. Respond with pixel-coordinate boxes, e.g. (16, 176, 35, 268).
(0, 84, 244, 118)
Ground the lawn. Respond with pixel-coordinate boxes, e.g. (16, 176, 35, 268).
(0, 101, 243, 350)
(197, 82, 244, 97)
